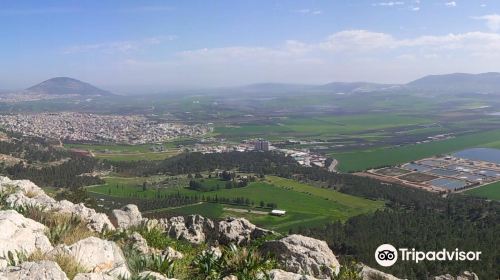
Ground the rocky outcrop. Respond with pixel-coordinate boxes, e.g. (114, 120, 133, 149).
(154, 215, 272, 245)
(57, 237, 130, 279)
(166, 215, 216, 244)
(0, 210, 53, 267)
(267, 269, 319, 280)
(73, 273, 116, 280)
(0, 177, 114, 232)
(433, 271, 479, 280)
(54, 200, 114, 232)
(260, 234, 340, 279)
(112, 204, 142, 229)
(360, 265, 402, 280)
(0, 261, 68, 280)
(2, 179, 58, 209)
(217, 217, 272, 245)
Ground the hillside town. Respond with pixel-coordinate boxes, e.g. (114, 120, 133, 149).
(0, 112, 212, 144)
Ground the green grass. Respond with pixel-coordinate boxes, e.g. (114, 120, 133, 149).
(465, 182, 500, 201)
(65, 143, 180, 161)
(215, 113, 433, 140)
(89, 176, 383, 232)
(332, 129, 500, 172)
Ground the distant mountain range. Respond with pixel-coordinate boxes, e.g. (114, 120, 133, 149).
(235, 72, 500, 95)
(406, 72, 500, 93)
(4, 73, 500, 100)
(25, 77, 113, 96)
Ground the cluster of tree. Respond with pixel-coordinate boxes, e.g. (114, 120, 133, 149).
(188, 179, 219, 192)
(133, 193, 200, 211)
(2, 157, 104, 188)
(293, 192, 500, 279)
(0, 133, 70, 162)
(54, 186, 98, 208)
(110, 151, 299, 177)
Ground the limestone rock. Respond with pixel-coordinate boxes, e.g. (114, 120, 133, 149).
(128, 232, 150, 255)
(166, 215, 215, 244)
(0, 177, 114, 233)
(267, 269, 319, 280)
(0, 210, 53, 264)
(260, 234, 340, 279)
(112, 204, 142, 229)
(73, 273, 116, 280)
(162, 247, 184, 260)
(54, 200, 115, 232)
(65, 237, 130, 278)
(138, 271, 178, 280)
(0, 261, 68, 280)
(360, 265, 402, 280)
(217, 217, 272, 245)
(203, 246, 222, 258)
(222, 275, 238, 280)
(433, 271, 479, 280)
(1, 178, 58, 209)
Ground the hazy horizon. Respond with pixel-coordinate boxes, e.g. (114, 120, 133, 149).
(2, 0, 500, 90)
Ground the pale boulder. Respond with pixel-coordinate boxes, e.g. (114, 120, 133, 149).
(0, 210, 53, 264)
(112, 204, 142, 229)
(73, 273, 116, 280)
(360, 265, 402, 280)
(137, 271, 178, 280)
(217, 217, 272, 245)
(64, 237, 130, 279)
(260, 234, 340, 279)
(267, 269, 319, 280)
(166, 215, 215, 244)
(0, 261, 68, 280)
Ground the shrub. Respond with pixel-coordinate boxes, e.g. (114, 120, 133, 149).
(123, 245, 177, 279)
(329, 261, 362, 280)
(28, 250, 87, 280)
(44, 214, 95, 245)
(190, 244, 275, 280)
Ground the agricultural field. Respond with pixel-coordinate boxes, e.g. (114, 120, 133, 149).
(87, 175, 383, 232)
(332, 129, 500, 172)
(65, 143, 181, 161)
(215, 113, 434, 141)
(465, 182, 500, 201)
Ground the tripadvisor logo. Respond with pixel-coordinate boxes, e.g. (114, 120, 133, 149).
(375, 244, 481, 267)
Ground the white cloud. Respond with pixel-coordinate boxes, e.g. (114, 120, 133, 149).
(295, 9, 322, 15)
(87, 30, 500, 86)
(119, 5, 173, 13)
(410, 6, 420, 11)
(372, 2, 405, 6)
(472, 14, 500, 32)
(445, 1, 457, 7)
(63, 36, 175, 54)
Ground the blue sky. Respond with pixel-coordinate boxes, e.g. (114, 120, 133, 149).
(1, 0, 500, 91)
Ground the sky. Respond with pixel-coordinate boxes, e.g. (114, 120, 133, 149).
(1, 0, 500, 92)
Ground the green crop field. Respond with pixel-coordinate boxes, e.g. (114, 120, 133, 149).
(332, 129, 500, 172)
(88, 176, 383, 232)
(465, 182, 500, 201)
(215, 113, 433, 140)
